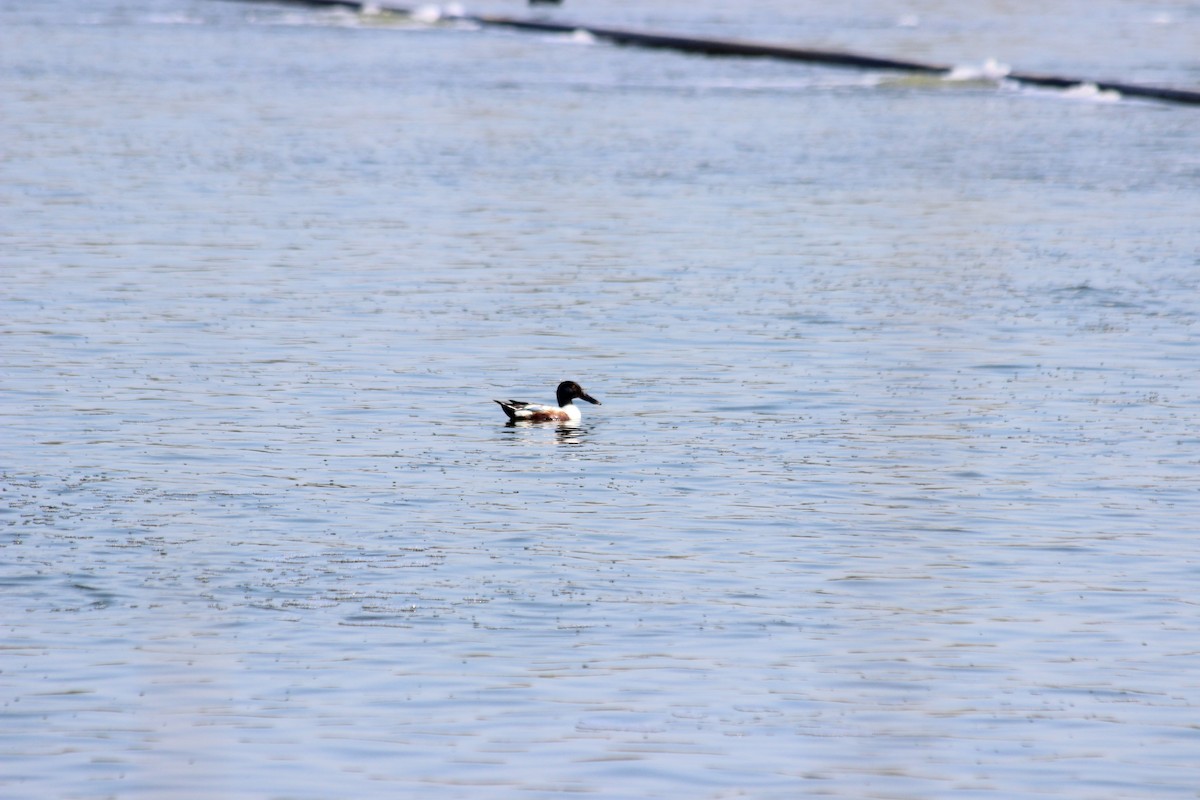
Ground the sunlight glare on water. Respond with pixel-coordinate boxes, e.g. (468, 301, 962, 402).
(2, 1, 1199, 798)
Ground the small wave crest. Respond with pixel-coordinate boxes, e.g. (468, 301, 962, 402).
(1059, 82, 1122, 103)
(408, 4, 467, 24)
(946, 58, 1012, 82)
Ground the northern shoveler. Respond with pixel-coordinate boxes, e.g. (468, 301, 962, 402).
(494, 380, 601, 423)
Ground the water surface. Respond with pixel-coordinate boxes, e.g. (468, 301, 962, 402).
(2, 1, 1199, 798)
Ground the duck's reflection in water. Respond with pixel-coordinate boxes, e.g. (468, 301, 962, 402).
(500, 419, 592, 446)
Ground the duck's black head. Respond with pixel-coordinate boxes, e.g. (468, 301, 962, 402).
(557, 380, 600, 406)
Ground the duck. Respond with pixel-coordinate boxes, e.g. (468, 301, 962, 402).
(494, 380, 601, 423)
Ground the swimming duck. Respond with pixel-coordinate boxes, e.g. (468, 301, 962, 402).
(494, 380, 601, 423)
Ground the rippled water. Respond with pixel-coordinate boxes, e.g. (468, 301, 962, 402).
(3, 1, 1200, 798)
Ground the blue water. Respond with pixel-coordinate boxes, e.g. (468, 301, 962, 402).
(3, 2, 1200, 798)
